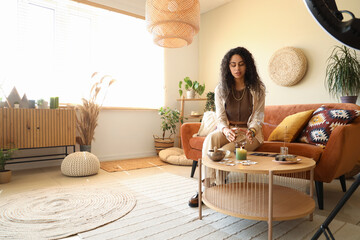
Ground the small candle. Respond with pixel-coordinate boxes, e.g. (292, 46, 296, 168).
(236, 147, 247, 160)
(50, 97, 55, 109)
(55, 97, 59, 109)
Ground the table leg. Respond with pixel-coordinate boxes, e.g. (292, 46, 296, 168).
(309, 168, 314, 221)
(199, 158, 202, 220)
(268, 171, 273, 240)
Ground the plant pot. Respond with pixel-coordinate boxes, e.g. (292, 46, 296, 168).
(186, 89, 195, 99)
(340, 96, 358, 104)
(80, 145, 91, 152)
(38, 101, 49, 109)
(154, 138, 174, 154)
(29, 100, 36, 108)
(0, 170, 12, 184)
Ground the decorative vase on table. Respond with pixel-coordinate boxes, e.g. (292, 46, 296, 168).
(80, 145, 91, 152)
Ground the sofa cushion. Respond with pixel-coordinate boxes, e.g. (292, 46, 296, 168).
(256, 141, 324, 162)
(189, 136, 206, 151)
(298, 106, 360, 147)
(268, 109, 314, 142)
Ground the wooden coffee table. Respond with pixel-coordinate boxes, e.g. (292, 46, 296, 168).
(199, 152, 316, 240)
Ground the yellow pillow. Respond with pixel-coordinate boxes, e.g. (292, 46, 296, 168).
(268, 109, 315, 142)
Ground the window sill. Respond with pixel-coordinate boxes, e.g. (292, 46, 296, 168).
(61, 103, 157, 111)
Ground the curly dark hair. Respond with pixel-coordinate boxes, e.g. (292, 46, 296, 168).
(218, 47, 265, 99)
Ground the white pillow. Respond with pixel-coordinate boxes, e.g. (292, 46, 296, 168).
(194, 111, 218, 137)
(159, 147, 193, 166)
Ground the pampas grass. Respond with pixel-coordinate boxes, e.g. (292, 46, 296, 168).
(76, 72, 115, 145)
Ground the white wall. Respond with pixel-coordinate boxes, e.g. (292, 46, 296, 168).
(91, 36, 201, 160)
(199, 0, 360, 106)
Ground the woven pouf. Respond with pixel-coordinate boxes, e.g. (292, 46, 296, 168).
(61, 152, 100, 177)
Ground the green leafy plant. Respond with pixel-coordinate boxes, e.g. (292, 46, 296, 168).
(157, 107, 180, 140)
(179, 77, 205, 97)
(0, 147, 17, 172)
(204, 91, 215, 112)
(325, 45, 360, 98)
(37, 99, 44, 106)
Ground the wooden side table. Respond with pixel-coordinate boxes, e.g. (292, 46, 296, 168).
(199, 153, 316, 240)
(176, 97, 206, 147)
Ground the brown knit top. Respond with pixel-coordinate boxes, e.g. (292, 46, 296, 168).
(225, 87, 253, 128)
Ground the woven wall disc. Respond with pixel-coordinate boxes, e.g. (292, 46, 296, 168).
(268, 47, 307, 86)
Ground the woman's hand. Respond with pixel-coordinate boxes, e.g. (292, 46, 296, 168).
(246, 128, 256, 144)
(223, 127, 236, 142)
(223, 127, 246, 142)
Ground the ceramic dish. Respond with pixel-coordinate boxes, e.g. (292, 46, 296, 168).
(272, 159, 302, 164)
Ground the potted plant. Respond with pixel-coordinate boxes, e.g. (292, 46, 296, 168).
(204, 91, 215, 112)
(14, 101, 20, 109)
(76, 72, 115, 152)
(0, 147, 17, 184)
(37, 99, 49, 109)
(325, 45, 360, 103)
(179, 77, 205, 99)
(153, 107, 180, 154)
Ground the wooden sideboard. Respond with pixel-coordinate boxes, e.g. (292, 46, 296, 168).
(0, 108, 76, 149)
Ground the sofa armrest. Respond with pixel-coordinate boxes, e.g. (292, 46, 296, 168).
(181, 122, 201, 159)
(315, 121, 360, 182)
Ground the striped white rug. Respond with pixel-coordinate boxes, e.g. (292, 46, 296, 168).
(78, 173, 359, 240)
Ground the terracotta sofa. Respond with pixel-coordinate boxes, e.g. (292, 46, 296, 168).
(181, 103, 360, 209)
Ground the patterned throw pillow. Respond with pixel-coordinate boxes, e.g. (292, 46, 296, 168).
(298, 106, 360, 147)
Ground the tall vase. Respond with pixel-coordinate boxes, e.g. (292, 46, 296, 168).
(80, 145, 91, 152)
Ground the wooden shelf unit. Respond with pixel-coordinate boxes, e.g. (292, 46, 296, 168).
(0, 108, 76, 149)
(176, 97, 206, 147)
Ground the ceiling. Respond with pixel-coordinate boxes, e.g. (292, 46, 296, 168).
(97, 0, 233, 17)
(198, 0, 233, 14)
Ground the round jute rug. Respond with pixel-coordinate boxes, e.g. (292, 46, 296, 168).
(0, 185, 136, 239)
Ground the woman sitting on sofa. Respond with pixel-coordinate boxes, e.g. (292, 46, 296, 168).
(189, 46, 266, 207)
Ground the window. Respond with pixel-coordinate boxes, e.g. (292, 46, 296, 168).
(0, 0, 164, 109)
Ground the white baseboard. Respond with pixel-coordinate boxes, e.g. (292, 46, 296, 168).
(6, 150, 158, 171)
(98, 150, 157, 162)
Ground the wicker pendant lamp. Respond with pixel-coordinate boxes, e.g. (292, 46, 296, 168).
(146, 0, 200, 48)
